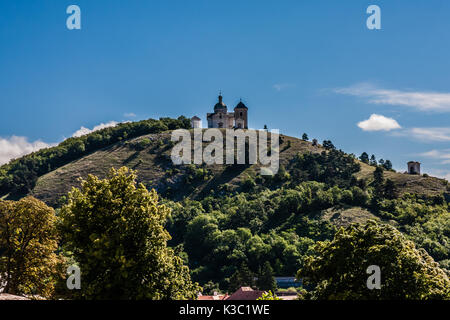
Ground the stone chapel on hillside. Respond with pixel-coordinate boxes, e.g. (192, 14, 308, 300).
(190, 94, 248, 129)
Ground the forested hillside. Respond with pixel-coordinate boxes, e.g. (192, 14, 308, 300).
(0, 117, 191, 199)
(0, 117, 449, 296)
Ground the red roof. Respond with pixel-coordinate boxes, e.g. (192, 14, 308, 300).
(198, 294, 229, 300)
(226, 287, 265, 300)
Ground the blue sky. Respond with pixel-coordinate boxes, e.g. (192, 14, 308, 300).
(1, 0, 449, 179)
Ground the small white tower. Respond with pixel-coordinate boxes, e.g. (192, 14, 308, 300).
(191, 116, 202, 128)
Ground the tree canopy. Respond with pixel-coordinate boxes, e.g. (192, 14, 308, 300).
(297, 221, 450, 299)
(0, 197, 62, 298)
(59, 167, 200, 299)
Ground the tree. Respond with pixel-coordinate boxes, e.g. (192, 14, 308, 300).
(263, 124, 268, 130)
(372, 166, 385, 201)
(184, 214, 219, 262)
(359, 152, 369, 164)
(373, 166, 384, 185)
(257, 291, 282, 300)
(384, 179, 397, 199)
(228, 262, 254, 292)
(256, 261, 277, 292)
(297, 221, 450, 299)
(0, 197, 62, 298)
(383, 159, 393, 170)
(322, 140, 335, 150)
(370, 155, 377, 166)
(59, 167, 200, 299)
(201, 281, 222, 295)
(242, 176, 256, 192)
(273, 164, 290, 183)
(371, 166, 385, 209)
(312, 139, 318, 146)
(228, 271, 241, 293)
(302, 133, 309, 141)
(238, 262, 254, 286)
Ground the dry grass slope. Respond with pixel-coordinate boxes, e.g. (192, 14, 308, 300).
(31, 130, 449, 207)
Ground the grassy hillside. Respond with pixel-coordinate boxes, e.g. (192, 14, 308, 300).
(357, 162, 448, 198)
(0, 116, 192, 199)
(29, 129, 449, 207)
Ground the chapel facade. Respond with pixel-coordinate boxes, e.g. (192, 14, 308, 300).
(206, 94, 248, 129)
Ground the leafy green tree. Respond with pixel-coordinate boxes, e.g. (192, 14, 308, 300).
(0, 197, 62, 298)
(68, 139, 86, 156)
(257, 291, 282, 300)
(228, 271, 242, 293)
(297, 221, 450, 299)
(242, 176, 257, 192)
(372, 166, 385, 205)
(359, 152, 369, 164)
(184, 214, 219, 262)
(383, 159, 393, 170)
(322, 140, 335, 150)
(302, 133, 308, 141)
(256, 261, 277, 292)
(291, 150, 360, 188)
(373, 166, 384, 186)
(238, 261, 255, 286)
(201, 281, 222, 295)
(351, 186, 369, 206)
(384, 179, 397, 199)
(370, 155, 377, 166)
(406, 206, 450, 264)
(228, 262, 254, 292)
(59, 167, 200, 299)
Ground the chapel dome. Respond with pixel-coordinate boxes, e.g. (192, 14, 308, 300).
(214, 94, 227, 111)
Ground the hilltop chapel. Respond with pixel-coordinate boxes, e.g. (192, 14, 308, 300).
(190, 94, 248, 129)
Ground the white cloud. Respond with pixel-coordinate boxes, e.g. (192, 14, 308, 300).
(0, 136, 52, 165)
(335, 83, 450, 112)
(403, 127, 450, 142)
(418, 149, 450, 165)
(72, 121, 118, 138)
(0, 121, 121, 166)
(273, 83, 295, 92)
(357, 114, 401, 131)
(124, 113, 136, 118)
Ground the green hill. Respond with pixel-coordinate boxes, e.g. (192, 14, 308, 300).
(1, 118, 449, 291)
